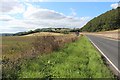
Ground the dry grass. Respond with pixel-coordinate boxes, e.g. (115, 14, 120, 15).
(2, 36, 34, 61)
(24, 32, 64, 36)
(32, 35, 78, 55)
(2, 34, 77, 61)
(82, 29, 120, 40)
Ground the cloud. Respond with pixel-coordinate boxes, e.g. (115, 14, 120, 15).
(0, 3, 91, 33)
(70, 8, 77, 17)
(23, 4, 66, 20)
(0, 26, 28, 33)
(29, 9, 66, 20)
(0, 15, 14, 21)
(0, 19, 35, 33)
(19, 0, 119, 2)
(111, 3, 119, 9)
(0, 0, 25, 14)
(24, 0, 43, 2)
(0, 0, 18, 2)
(23, 4, 91, 28)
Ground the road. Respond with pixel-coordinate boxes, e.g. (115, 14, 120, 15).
(86, 35, 120, 74)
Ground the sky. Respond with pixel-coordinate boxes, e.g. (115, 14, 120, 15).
(0, 0, 119, 33)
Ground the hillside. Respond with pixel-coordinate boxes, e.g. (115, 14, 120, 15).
(80, 7, 120, 32)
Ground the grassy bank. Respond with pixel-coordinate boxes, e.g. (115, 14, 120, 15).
(19, 36, 114, 78)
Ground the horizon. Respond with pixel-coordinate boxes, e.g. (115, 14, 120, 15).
(0, 1, 119, 33)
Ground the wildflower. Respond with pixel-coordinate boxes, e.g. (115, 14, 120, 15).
(48, 60, 50, 63)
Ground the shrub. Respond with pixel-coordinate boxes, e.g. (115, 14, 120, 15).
(32, 36, 60, 55)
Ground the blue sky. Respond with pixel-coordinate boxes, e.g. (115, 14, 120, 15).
(0, 1, 119, 33)
(31, 2, 114, 17)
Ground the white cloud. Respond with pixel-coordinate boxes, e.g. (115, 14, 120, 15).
(23, 4, 91, 28)
(23, 4, 66, 20)
(24, 0, 43, 2)
(0, 3, 91, 33)
(0, 0, 18, 2)
(111, 3, 119, 9)
(0, 19, 35, 33)
(70, 8, 77, 17)
(0, 0, 25, 14)
(0, 15, 15, 21)
(20, 0, 119, 2)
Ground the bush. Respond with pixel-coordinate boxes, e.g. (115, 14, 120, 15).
(32, 36, 60, 55)
(2, 57, 21, 79)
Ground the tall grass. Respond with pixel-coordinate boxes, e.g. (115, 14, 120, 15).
(18, 36, 114, 78)
(2, 35, 77, 78)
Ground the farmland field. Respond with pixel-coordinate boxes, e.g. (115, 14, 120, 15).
(2, 34, 114, 78)
(2, 33, 76, 61)
(24, 32, 64, 36)
(2, 36, 34, 60)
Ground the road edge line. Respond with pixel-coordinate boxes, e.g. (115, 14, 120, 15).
(88, 37, 120, 74)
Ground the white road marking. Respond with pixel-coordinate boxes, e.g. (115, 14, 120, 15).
(88, 37, 120, 74)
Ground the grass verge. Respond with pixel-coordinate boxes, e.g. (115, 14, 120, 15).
(19, 35, 114, 78)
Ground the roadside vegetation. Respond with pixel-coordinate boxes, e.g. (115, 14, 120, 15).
(18, 35, 114, 78)
(2, 34, 77, 78)
(2, 35, 114, 78)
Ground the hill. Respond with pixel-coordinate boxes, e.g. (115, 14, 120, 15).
(1, 33, 13, 36)
(80, 7, 120, 32)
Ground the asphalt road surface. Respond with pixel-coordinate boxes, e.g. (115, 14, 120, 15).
(86, 35, 120, 73)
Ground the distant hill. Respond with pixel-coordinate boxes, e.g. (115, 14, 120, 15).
(80, 7, 120, 32)
(1, 33, 13, 36)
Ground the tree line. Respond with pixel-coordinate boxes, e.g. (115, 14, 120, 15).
(13, 28, 80, 36)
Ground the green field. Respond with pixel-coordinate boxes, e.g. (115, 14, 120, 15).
(18, 36, 114, 78)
